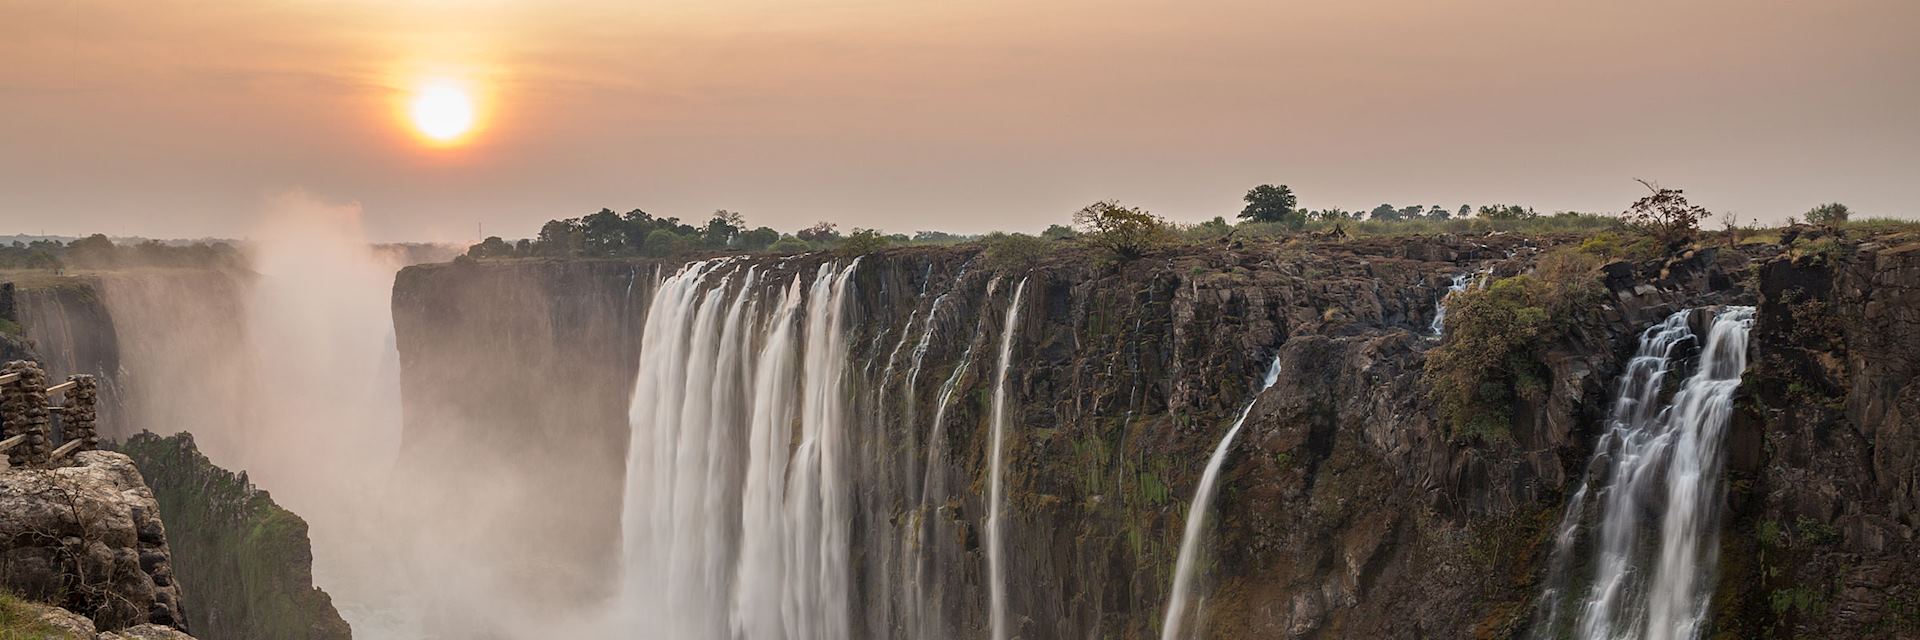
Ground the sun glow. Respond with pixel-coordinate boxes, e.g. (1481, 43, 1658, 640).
(408, 79, 476, 144)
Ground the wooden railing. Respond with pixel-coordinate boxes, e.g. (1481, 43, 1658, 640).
(0, 360, 99, 468)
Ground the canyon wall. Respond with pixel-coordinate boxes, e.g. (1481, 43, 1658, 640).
(394, 235, 1896, 638)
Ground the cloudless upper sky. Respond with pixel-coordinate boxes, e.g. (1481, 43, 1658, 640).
(3, 0, 1917, 242)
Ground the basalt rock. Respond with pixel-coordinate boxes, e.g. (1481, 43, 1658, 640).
(387, 230, 1920, 638)
(0, 451, 188, 633)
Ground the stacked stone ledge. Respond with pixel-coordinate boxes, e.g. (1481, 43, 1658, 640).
(1, 360, 52, 466)
(61, 374, 100, 453)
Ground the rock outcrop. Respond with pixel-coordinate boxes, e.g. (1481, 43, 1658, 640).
(3, 596, 194, 640)
(115, 432, 352, 640)
(0, 451, 188, 633)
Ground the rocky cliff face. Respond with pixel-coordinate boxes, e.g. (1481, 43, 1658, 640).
(115, 432, 352, 640)
(391, 232, 1917, 638)
(0, 451, 188, 633)
(0, 270, 354, 640)
(1713, 239, 1920, 638)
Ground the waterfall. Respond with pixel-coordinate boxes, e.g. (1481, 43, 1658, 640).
(1161, 353, 1286, 640)
(617, 259, 860, 639)
(987, 277, 1028, 640)
(907, 276, 1000, 639)
(1529, 306, 1755, 640)
(1429, 273, 1472, 335)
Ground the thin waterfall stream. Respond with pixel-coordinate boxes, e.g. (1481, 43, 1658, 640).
(987, 277, 1028, 640)
(1161, 353, 1286, 640)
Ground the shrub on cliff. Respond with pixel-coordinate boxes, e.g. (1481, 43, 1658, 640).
(835, 228, 891, 256)
(1424, 249, 1603, 442)
(1622, 180, 1706, 248)
(1073, 200, 1171, 260)
(979, 232, 1049, 273)
(766, 235, 812, 255)
(1803, 202, 1850, 229)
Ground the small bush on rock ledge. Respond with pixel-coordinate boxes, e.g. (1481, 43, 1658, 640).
(1424, 249, 1604, 443)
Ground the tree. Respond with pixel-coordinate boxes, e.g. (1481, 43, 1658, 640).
(534, 219, 583, 256)
(619, 209, 656, 251)
(1804, 202, 1850, 228)
(1458, 204, 1471, 219)
(580, 208, 628, 256)
(641, 229, 691, 257)
(913, 230, 965, 244)
(767, 235, 811, 254)
(1428, 204, 1450, 220)
(1370, 203, 1401, 221)
(1622, 180, 1705, 246)
(980, 233, 1049, 272)
(1477, 204, 1538, 220)
(738, 227, 780, 251)
(1040, 224, 1078, 241)
(1310, 208, 1356, 221)
(837, 228, 891, 255)
(703, 210, 745, 248)
(1073, 200, 1170, 260)
(796, 221, 841, 245)
(466, 236, 515, 258)
(1239, 184, 1303, 227)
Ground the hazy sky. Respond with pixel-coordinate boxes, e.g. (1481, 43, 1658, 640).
(3, 0, 1917, 242)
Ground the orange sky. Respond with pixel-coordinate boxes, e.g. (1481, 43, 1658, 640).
(3, 0, 1917, 241)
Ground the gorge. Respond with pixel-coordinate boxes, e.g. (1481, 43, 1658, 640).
(4, 227, 1918, 639)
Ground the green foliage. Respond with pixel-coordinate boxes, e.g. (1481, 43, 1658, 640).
(642, 229, 695, 257)
(465, 236, 515, 259)
(767, 235, 812, 254)
(1423, 249, 1603, 442)
(912, 230, 967, 244)
(0, 318, 19, 336)
(1477, 204, 1538, 220)
(1234, 211, 1620, 239)
(836, 228, 891, 256)
(1178, 216, 1234, 242)
(1757, 519, 1783, 547)
(737, 226, 780, 251)
(1072, 200, 1172, 260)
(1769, 586, 1827, 617)
(0, 591, 84, 639)
(1841, 216, 1920, 235)
(979, 233, 1049, 273)
(1238, 184, 1302, 227)
(1040, 224, 1078, 241)
(115, 432, 350, 640)
(796, 221, 841, 246)
(1794, 516, 1840, 546)
(1577, 231, 1661, 261)
(0, 235, 242, 271)
(1804, 202, 1850, 228)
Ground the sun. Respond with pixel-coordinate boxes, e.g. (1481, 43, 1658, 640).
(408, 80, 476, 144)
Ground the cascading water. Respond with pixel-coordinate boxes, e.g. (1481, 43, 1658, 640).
(1429, 273, 1472, 335)
(1529, 306, 1755, 640)
(617, 259, 860, 639)
(906, 276, 1000, 639)
(986, 277, 1028, 640)
(1160, 353, 1286, 640)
